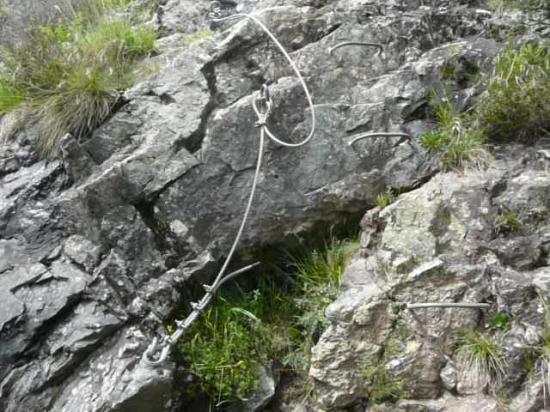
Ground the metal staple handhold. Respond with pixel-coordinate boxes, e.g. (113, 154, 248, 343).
(405, 302, 491, 310)
(328, 41, 384, 57)
(349, 132, 411, 146)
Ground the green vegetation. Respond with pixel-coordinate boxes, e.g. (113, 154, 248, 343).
(534, 297, 550, 399)
(175, 237, 359, 407)
(490, 0, 550, 16)
(0, 0, 157, 157)
(175, 288, 288, 404)
(376, 189, 395, 209)
(478, 41, 550, 141)
(494, 207, 523, 234)
(455, 329, 507, 392)
(181, 27, 212, 47)
(489, 312, 511, 330)
(421, 41, 549, 170)
(419, 92, 490, 170)
(362, 340, 407, 404)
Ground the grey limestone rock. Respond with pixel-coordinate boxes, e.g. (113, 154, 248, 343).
(0, 0, 543, 411)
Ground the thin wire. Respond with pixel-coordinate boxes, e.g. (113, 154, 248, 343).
(209, 129, 265, 292)
(214, 13, 316, 147)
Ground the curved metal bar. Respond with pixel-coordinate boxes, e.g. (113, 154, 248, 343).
(329, 41, 384, 57)
(406, 302, 491, 310)
(349, 132, 410, 146)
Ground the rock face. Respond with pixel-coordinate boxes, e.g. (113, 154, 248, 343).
(0, 0, 542, 411)
(309, 141, 550, 409)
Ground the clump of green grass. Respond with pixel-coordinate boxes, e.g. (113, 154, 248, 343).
(176, 288, 290, 405)
(175, 237, 359, 407)
(455, 329, 507, 392)
(0, 0, 157, 157)
(376, 189, 395, 209)
(361, 340, 407, 404)
(284, 238, 359, 372)
(494, 207, 523, 234)
(477, 41, 550, 142)
(419, 92, 490, 171)
(489, 312, 511, 330)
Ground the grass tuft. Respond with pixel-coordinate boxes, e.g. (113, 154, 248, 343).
(477, 41, 550, 142)
(494, 207, 523, 234)
(455, 329, 507, 392)
(419, 92, 490, 171)
(376, 189, 395, 209)
(361, 340, 407, 404)
(0, 0, 157, 157)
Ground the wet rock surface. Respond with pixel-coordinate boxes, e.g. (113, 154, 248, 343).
(0, 0, 546, 411)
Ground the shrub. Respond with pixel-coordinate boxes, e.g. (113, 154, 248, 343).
(477, 41, 550, 141)
(455, 329, 507, 392)
(0, 0, 157, 157)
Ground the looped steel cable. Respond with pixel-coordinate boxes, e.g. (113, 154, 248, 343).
(142, 13, 316, 366)
(214, 13, 316, 147)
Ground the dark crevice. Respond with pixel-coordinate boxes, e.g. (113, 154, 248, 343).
(34, 319, 123, 392)
(14, 294, 83, 366)
(174, 61, 218, 154)
(289, 22, 342, 53)
(77, 96, 130, 150)
(132, 196, 193, 269)
(159, 93, 176, 105)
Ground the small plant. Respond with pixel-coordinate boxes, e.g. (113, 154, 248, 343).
(494, 207, 523, 234)
(363, 363, 405, 404)
(489, 312, 511, 330)
(362, 340, 407, 404)
(0, 0, 157, 157)
(477, 41, 550, 141)
(376, 190, 395, 209)
(455, 329, 507, 392)
(419, 130, 447, 154)
(283, 238, 359, 373)
(419, 92, 490, 170)
(439, 62, 456, 81)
